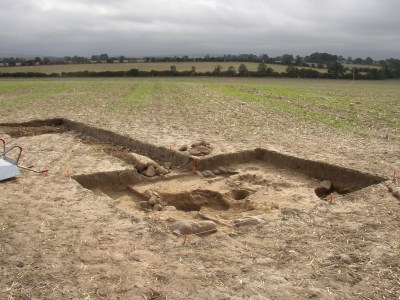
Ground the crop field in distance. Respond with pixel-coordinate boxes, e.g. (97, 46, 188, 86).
(0, 61, 325, 74)
(0, 77, 398, 140)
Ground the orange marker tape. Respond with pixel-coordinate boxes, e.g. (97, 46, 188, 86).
(182, 235, 188, 245)
(66, 169, 70, 177)
(329, 193, 333, 203)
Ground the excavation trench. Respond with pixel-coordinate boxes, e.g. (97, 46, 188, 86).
(1, 118, 387, 219)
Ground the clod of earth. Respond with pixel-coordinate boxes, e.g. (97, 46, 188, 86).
(189, 141, 212, 156)
(281, 207, 302, 217)
(233, 215, 265, 227)
(386, 183, 400, 199)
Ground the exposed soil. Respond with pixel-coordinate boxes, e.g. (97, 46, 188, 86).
(1, 113, 399, 299)
(0, 124, 67, 138)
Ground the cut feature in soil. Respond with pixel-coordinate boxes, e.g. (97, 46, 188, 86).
(160, 190, 230, 212)
(1, 118, 388, 210)
(0, 118, 66, 138)
(231, 189, 252, 200)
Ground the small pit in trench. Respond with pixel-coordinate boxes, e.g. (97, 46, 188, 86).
(161, 190, 230, 212)
(231, 189, 252, 201)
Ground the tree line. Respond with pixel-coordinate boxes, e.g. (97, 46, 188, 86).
(1, 61, 399, 79)
(0, 52, 396, 67)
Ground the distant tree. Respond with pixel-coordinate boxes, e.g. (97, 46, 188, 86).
(70, 56, 88, 64)
(257, 63, 272, 76)
(238, 64, 248, 76)
(327, 62, 345, 78)
(212, 65, 222, 76)
(294, 55, 302, 66)
(308, 52, 338, 64)
(365, 57, 374, 65)
(260, 54, 270, 63)
(119, 56, 126, 63)
(91, 55, 99, 61)
(226, 66, 237, 76)
(353, 57, 363, 64)
(99, 53, 109, 61)
(190, 66, 196, 75)
(282, 54, 294, 65)
(286, 66, 299, 78)
(388, 59, 400, 78)
(42, 57, 50, 65)
(34, 57, 42, 65)
(170, 65, 177, 73)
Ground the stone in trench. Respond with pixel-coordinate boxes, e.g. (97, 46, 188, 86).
(191, 140, 209, 147)
(156, 166, 169, 175)
(196, 145, 211, 155)
(148, 196, 158, 206)
(142, 165, 156, 177)
(202, 170, 214, 178)
(189, 141, 212, 156)
(163, 206, 177, 211)
(127, 152, 157, 172)
(143, 189, 155, 200)
(139, 201, 149, 209)
(153, 204, 163, 211)
(217, 166, 238, 175)
(207, 176, 224, 183)
(189, 148, 202, 156)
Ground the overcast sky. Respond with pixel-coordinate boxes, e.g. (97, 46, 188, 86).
(1, 0, 399, 59)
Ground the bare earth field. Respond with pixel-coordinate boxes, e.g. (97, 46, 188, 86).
(0, 78, 399, 299)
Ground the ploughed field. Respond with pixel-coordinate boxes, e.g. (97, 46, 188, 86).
(0, 77, 399, 299)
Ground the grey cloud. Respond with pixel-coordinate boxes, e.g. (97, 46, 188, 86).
(0, 0, 399, 58)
